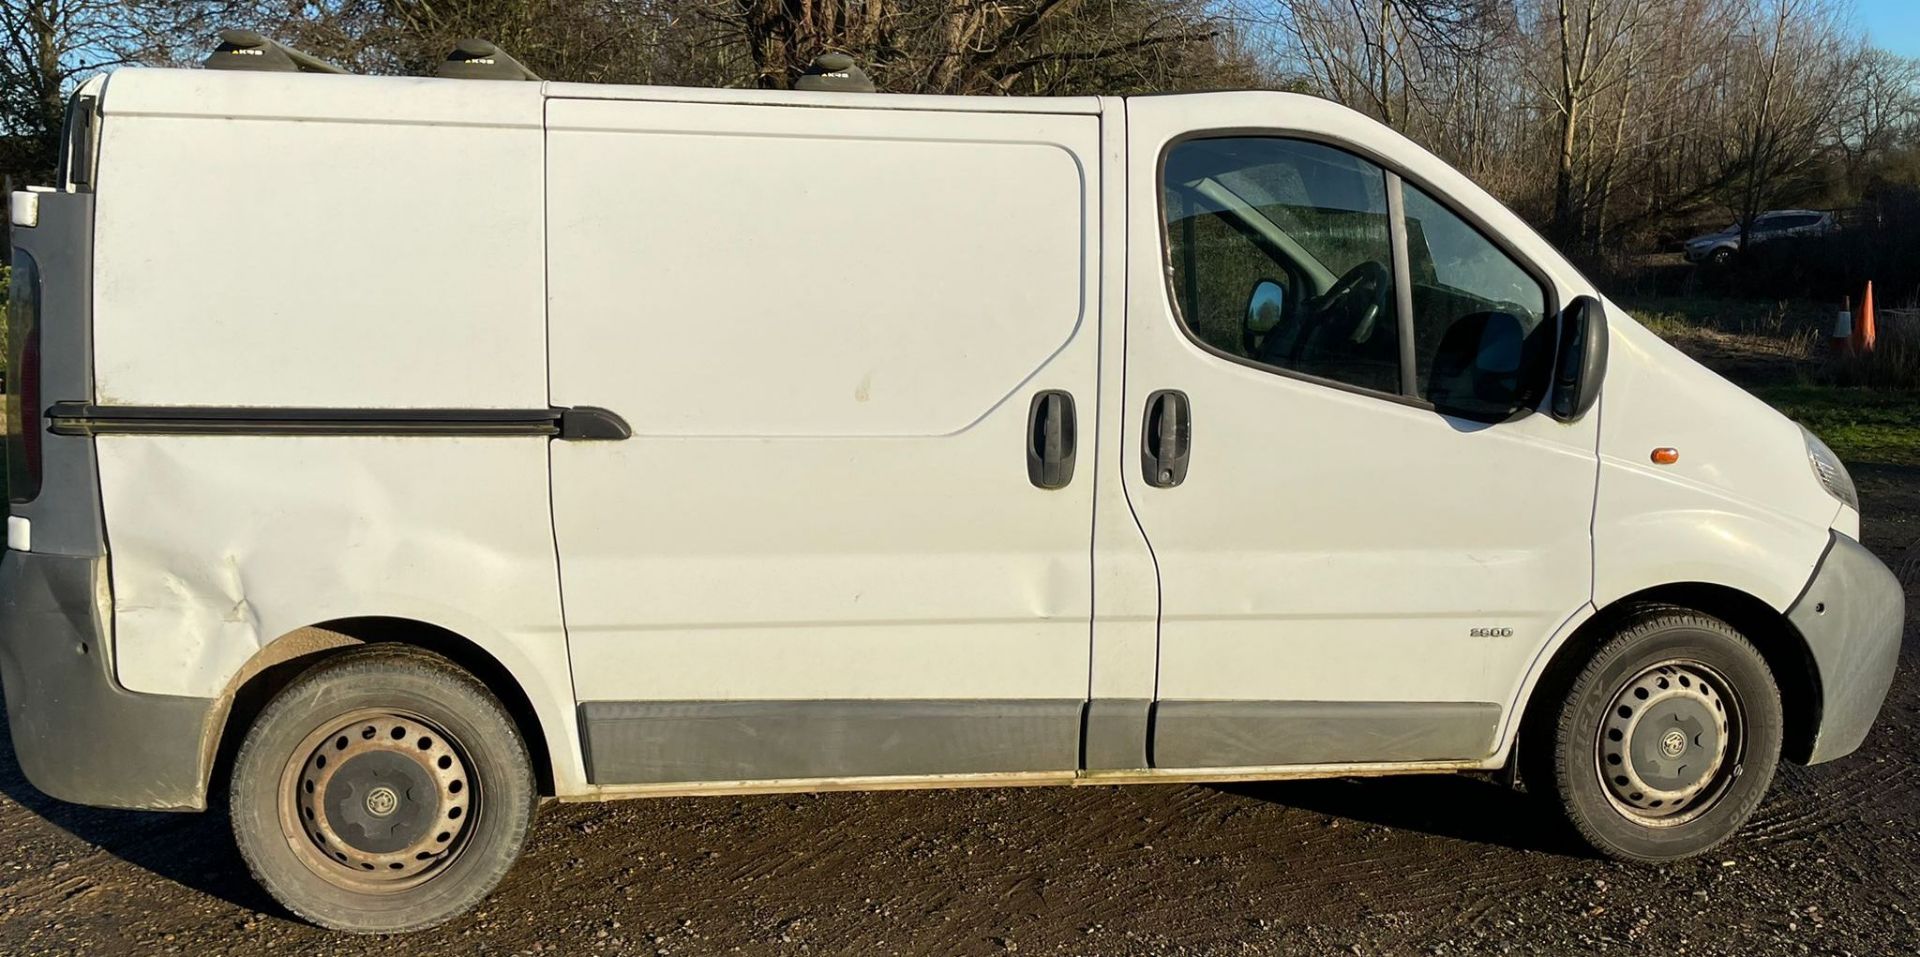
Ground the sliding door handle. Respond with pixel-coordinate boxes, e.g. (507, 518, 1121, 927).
(1141, 390, 1190, 488)
(1026, 390, 1078, 489)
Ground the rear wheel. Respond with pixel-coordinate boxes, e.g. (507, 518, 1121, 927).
(230, 646, 537, 933)
(1529, 607, 1782, 861)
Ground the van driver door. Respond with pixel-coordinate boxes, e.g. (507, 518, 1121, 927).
(1120, 95, 1600, 770)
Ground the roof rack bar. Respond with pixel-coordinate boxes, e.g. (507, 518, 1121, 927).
(282, 45, 349, 76)
(203, 29, 348, 75)
(438, 39, 541, 81)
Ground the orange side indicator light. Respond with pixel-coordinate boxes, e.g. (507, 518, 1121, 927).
(1651, 447, 1680, 465)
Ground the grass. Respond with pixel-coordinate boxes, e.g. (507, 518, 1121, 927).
(1622, 296, 1920, 467)
(1750, 385, 1920, 467)
(1627, 296, 1831, 342)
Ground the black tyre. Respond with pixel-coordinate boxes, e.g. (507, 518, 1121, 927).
(230, 645, 537, 933)
(1529, 607, 1782, 862)
(1708, 247, 1735, 266)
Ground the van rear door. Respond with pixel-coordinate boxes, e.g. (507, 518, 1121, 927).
(545, 93, 1102, 786)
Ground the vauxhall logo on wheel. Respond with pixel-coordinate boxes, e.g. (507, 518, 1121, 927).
(365, 785, 400, 818)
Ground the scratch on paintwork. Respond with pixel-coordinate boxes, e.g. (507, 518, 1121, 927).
(854, 373, 872, 403)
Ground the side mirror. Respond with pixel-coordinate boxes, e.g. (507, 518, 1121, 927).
(1241, 279, 1286, 353)
(1551, 295, 1608, 422)
(1244, 280, 1286, 335)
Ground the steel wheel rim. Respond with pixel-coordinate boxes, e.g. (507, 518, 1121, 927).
(276, 708, 479, 892)
(1594, 660, 1744, 826)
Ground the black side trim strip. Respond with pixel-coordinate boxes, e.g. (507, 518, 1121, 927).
(559, 406, 633, 440)
(45, 402, 631, 439)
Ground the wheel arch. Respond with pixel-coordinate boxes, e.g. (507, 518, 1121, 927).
(1515, 583, 1821, 771)
(202, 617, 561, 802)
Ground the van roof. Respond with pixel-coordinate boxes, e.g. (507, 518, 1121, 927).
(98, 68, 1117, 121)
(96, 67, 1320, 124)
(543, 80, 1102, 114)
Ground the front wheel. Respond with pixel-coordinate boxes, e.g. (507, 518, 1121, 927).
(230, 646, 538, 933)
(1529, 607, 1782, 861)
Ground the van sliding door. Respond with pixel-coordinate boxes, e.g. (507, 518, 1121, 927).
(545, 96, 1102, 786)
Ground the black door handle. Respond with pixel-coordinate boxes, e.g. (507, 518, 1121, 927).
(1141, 390, 1190, 488)
(1026, 390, 1077, 489)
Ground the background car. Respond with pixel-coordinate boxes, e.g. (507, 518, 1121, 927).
(1684, 209, 1836, 264)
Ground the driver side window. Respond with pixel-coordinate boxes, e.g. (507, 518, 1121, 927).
(1164, 138, 1401, 395)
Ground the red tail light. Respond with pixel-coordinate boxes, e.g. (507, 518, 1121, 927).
(6, 248, 42, 504)
(17, 331, 40, 498)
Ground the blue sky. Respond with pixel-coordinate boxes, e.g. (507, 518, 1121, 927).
(1858, 0, 1920, 57)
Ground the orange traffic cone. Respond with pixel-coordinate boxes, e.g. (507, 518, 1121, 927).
(1855, 281, 1877, 353)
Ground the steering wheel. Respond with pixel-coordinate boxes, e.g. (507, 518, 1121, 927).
(1256, 260, 1392, 366)
(1311, 259, 1390, 344)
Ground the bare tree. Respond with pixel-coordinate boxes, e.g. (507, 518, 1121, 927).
(702, 0, 1254, 94)
(0, 0, 1898, 259)
(1834, 45, 1920, 178)
(0, 0, 221, 185)
(1518, 0, 1666, 243)
(227, 0, 1255, 94)
(1281, 0, 1506, 131)
(1715, 0, 1852, 245)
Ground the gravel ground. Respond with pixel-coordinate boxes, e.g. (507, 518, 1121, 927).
(1, 469, 1915, 957)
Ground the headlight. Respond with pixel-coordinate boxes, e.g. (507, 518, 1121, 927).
(1802, 426, 1858, 510)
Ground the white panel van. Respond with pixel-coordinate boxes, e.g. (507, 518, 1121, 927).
(1, 66, 1902, 933)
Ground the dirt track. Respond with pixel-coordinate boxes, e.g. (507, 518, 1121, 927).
(1, 468, 1916, 956)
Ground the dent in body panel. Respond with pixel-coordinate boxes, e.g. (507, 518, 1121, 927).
(95, 434, 594, 792)
(0, 553, 220, 810)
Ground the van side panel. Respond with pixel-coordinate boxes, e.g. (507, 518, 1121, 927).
(545, 100, 1090, 438)
(83, 70, 586, 791)
(545, 100, 1100, 784)
(93, 434, 587, 789)
(89, 70, 546, 409)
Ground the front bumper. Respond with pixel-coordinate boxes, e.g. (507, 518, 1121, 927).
(0, 549, 218, 810)
(1787, 532, 1906, 765)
